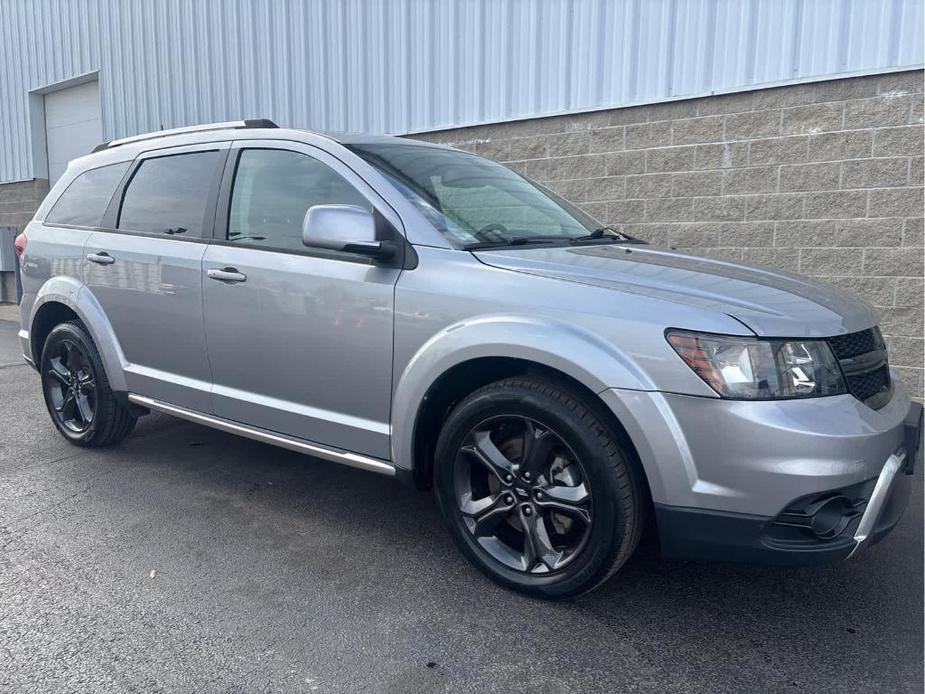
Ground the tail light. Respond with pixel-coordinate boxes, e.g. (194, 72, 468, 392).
(14, 232, 26, 258)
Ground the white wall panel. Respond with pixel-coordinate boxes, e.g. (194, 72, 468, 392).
(43, 79, 103, 184)
(1, 0, 923, 183)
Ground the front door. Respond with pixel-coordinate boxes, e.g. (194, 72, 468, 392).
(84, 143, 228, 412)
(201, 143, 401, 460)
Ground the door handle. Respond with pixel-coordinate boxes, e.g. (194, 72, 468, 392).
(207, 267, 247, 283)
(86, 252, 115, 265)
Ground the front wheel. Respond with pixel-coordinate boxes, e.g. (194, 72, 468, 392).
(40, 321, 137, 447)
(434, 376, 645, 599)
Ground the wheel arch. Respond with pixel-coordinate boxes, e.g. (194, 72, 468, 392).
(28, 277, 128, 392)
(392, 315, 655, 496)
(406, 356, 652, 500)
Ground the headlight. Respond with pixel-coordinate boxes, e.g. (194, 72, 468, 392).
(666, 330, 847, 399)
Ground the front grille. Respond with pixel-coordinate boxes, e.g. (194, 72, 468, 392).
(827, 327, 892, 409)
(846, 364, 892, 403)
(829, 329, 882, 359)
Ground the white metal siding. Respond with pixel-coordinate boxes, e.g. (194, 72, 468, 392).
(44, 79, 103, 185)
(1, 0, 923, 183)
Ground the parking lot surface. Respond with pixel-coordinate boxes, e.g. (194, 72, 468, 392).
(0, 310, 921, 693)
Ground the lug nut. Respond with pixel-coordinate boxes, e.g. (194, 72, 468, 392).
(535, 491, 544, 499)
(523, 472, 532, 481)
(523, 506, 533, 516)
(504, 474, 513, 482)
(504, 495, 514, 504)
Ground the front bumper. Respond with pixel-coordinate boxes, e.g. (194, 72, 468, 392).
(654, 400, 921, 565)
(599, 378, 920, 566)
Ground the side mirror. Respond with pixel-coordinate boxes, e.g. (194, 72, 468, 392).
(302, 204, 396, 261)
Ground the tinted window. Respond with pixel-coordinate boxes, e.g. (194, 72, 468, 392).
(46, 162, 130, 227)
(118, 151, 220, 236)
(228, 149, 370, 251)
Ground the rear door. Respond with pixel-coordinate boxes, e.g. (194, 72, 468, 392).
(201, 141, 401, 459)
(84, 143, 229, 411)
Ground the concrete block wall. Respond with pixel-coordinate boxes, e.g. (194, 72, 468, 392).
(412, 70, 925, 397)
(0, 178, 49, 230)
(0, 178, 47, 303)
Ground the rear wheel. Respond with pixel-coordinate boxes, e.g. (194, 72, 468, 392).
(40, 321, 137, 447)
(434, 376, 645, 599)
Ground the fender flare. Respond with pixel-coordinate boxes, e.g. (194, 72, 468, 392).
(29, 276, 129, 392)
(390, 314, 655, 471)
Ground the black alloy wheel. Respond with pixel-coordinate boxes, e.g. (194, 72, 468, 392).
(434, 376, 645, 599)
(43, 337, 97, 434)
(454, 416, 593, 574)
(40, 321, 138, 447)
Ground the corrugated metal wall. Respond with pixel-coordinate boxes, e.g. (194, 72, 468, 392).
(1, 0, 923, 183)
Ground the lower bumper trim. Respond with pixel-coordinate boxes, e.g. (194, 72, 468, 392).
(655, 504, 857, 566)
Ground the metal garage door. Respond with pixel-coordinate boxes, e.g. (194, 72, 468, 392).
(44, 80, 102, 185)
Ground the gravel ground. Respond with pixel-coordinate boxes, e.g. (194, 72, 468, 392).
(0, 312, 921, 693)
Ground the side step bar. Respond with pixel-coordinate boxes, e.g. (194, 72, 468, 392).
(127, 394, 396, 477)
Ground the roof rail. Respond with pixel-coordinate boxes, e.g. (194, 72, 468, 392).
(91, 119, 278, 153)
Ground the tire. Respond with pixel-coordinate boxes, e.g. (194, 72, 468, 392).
(433, 376, 645, 599)
(39, 320, 137, 447)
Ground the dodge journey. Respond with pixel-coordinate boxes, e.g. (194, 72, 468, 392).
(16, 120, 922, 598)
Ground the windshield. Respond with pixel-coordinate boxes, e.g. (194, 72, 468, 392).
(346, 142, 620, 247)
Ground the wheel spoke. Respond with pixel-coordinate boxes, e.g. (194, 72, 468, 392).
(57, 390, 75, 415)
(461, 492, 515, 537)
(48, 358, 70, 386)
(519, 421, 556, 477)
(462, 430, 514, 483)
(520, 509, 563, 571)
(66, 343, 82, 374)
(536, 483, 592, 525)
(77, 373, 95, 393)
(75, 394, 93, 424)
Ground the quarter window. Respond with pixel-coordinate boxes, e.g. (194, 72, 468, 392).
(45, 162, 130, 227)
(118, 151, 220, 237)
(228, 149, 370, 251)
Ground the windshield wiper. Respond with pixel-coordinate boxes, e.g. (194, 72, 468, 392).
(464, 228, 646, 251)
(463, 236, 566, 250)
(569, 226, 642, 244)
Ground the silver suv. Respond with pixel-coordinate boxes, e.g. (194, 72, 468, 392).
(16, 120, 922, 598)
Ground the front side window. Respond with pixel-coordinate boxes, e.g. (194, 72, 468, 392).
(346, 143, 613, 247)
(118, 151, 220, 237)
(227, 148, 370, 251)
(45, 162, 130, 227)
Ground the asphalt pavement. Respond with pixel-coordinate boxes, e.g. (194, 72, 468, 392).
(0, 309, 921, 693)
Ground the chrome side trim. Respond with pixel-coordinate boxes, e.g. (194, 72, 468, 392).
(127, 393, 396, 477)
(848, 449, 906, 557)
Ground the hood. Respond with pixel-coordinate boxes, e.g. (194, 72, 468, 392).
(473, 244, 877, 338)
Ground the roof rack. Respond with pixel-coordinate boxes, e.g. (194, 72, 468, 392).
(91, 119, 278, 153)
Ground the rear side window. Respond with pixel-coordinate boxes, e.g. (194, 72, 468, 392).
(118, 151, 220, 237)
(45, 162, 130, 227)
